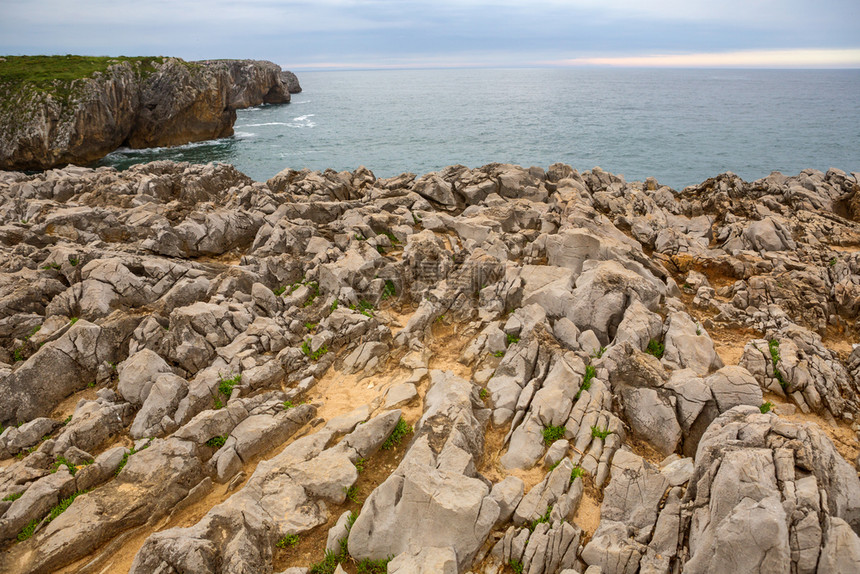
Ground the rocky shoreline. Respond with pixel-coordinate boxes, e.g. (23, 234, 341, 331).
(0, 57, 301, 171)
(0, 160, 859, 573)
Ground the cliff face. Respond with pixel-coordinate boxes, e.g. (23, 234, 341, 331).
(0, 57, 302, 170)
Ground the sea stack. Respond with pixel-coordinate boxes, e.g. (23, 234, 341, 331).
(0, 56, 302, 171)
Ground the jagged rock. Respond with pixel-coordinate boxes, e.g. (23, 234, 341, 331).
(348, 371, 498, 570)
(682, 406, 860, 574)
(0, 320, 117, 424)
(389, 546, 459, 574)
(1, 58, 297, 170)
(568, 260, 665, 345)
(1, 160, 859, 574)
(661, 311, 723, 376)
(117, 348, 175, 406)
(128, 409, 398, 574)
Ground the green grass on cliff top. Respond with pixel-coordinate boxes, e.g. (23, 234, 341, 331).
(0, 55, 166, 89)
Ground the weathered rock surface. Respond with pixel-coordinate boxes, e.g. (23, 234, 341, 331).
(0, 161, 858, 574)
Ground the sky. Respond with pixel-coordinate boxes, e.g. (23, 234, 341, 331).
(1, 0, 859, 70)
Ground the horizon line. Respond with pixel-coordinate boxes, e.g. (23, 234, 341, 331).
(286, 48, 860, 72)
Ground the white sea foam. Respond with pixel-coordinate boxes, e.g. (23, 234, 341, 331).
(287, 114, 316, 128)
(105, 138, 231, 157)
(233, 131, 256, 139)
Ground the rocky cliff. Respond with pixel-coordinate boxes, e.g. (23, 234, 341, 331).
(0, 161, 858, 574)
(0, 56, 302, 171)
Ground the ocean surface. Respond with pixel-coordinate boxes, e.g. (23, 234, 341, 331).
(98, 68, 860, 191)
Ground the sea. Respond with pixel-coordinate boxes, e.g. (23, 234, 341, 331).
(97, 68, 860, 191)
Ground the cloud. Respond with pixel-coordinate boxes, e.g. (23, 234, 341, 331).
(1, 1, 858, 68)
(545, 48, 860, 68)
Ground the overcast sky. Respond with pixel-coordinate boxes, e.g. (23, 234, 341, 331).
(2, 0, 859, 69)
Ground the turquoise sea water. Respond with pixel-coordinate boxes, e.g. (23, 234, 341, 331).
(98, 68, 860, 190)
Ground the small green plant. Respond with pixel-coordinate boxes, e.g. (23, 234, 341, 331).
(682, 282, 692, 290)
(51, 456, 76, 476)
(12, 347, 23, 362)
(542, 425, 566, 445)
(509, 560, 524, 574)
(3, 492, 23, 502)
(273, 285, 286, 296)
(767, 339, 787, 389)
(696, 325, 703, 336)
(381, 279, 396, 300)
(115, 440, 152, 476)
(17, 518, 39, 541)
(214, 398, 224, 409)
(576, 364, 596, 399)
(68, 257, 79, 266)
(354, 458, 366, 473)
(570, 466, 586, 482)
(506, 333, 520, 345)
(304, 321, 317, 331)
(45, 490, 86, 524)
(349, 300, 375, 317)
(376, 245, 386, 254)
(87, 381, 95, 388)
(529, 505, 553, 531)
(301, 339, 329, 361)
(345, 484, 360, 504)
(205, 434, 228, 448)
(303, 282, 320, 307)
(309, 550, 342, 574)
(356, 557, 391, 574)
(591, 346, 606, 359)
(591, 425, 612, 440)
(41, 262, 61, 270)
(276, 533, 300, 548)
(412, 213, 422, 225)
(330, 298, 339, 312)
(646, 339, 664, 359)
(283, 400, 295, 409)
(760, 401, 774, 414)
(548, 460, 561, 471)
(218, 373, 241, 398)
(382, 417, 413, 450)
(62, 415, 72, 425)
(479, 388, 489, 400)
(354, 233, 366, 241)
(382, 230, 400, 245)
(69, 317, 78, 325)
(829, 257, 838, 267)
(493, 350, 505, 357)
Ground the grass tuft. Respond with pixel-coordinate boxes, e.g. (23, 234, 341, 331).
(645, 339, 664, 359)
(218, 373, 241, 398)
(541, 425, 566, 445)
(382, 417, 412, 450)
(275, 533, 300, 548)
(205, 434, 228, 448)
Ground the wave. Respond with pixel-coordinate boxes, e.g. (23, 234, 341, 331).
(233, 131, 256, 139)
(291, 100, 311, 104)
(293, 114, 315, 121)
(104, 137, 233, 157)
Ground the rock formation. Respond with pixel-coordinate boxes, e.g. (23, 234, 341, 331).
(0, 160, 858, 573)
(0, 57, 302, 171)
